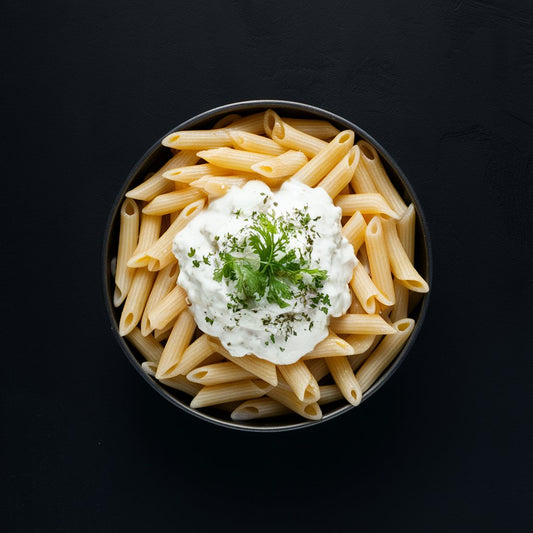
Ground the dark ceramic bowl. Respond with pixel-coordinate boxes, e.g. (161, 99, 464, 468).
(102, 100, 432, 432)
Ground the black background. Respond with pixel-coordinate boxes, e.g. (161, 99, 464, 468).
(4, 1, 532, 531)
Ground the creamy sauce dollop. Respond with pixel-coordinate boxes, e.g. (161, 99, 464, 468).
(173, 180, 356, 364)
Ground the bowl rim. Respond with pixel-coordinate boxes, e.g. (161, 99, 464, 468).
(102, 99, 433, 432)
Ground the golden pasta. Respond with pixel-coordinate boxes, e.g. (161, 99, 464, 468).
(112, 110, 429, 422)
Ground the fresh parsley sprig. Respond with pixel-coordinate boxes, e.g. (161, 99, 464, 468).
(213, 211, 327, 309)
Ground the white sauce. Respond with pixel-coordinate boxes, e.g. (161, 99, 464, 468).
(173, 180, 357, 364)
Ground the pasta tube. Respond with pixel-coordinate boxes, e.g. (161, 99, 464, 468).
(138, 198, 205, 271)
(190, 380, 272, 408)
(381, 217, 429, 293)
(162, 129, 233, 150)
(329, 314, 396, 335)
(126, 151, 199, 201)
(147, 284, 188, 332)
(326, 356, 362, 406)
(125, 327, 163, 363)
(251, 150, 308, 178)
(207, 338, 278, 386)
(197, 147, 267, 173)
(318, 145, 359, 199)
(155, 310, 196, 379)
(334, 193, 399, 218)
(291, 130, 355, 187)
(267, 381, 322, 420)
(302, 332, 355, 359)
(390, 204, 416, 321)
(163, 163, 232, 183)
(357, 140, 407, 216)
(342, 211, 367, 254)
(283, 118, 340, 140)
(365, 216, 396, 304)
(266, 110, 327, 157)
(231, 398, 291, 420)
(356, 319, 415, 392)
(127, 213, 162, 268)
(119, 267, 156, 336)
(278, 361, 320, 403)
(141, 262, 179, 335)
(114, 198, 139, 307)
(187, 361, 255, 386)
(229, 130, 285, 156)
(142, 187, 206, 216)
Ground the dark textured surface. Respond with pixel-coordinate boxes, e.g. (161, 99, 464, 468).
(4, 1, 532, 531)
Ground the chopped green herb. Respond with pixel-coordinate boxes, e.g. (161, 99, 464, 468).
(213, 211, 327, 309)
(188, 247, 196, 257)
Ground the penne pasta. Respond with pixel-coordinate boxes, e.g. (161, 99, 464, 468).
(291, 130, 355, 187)
(381, 217, 429, 293)
(114, 111, 430, 422)
(223, 112, 266, 135)
(357, 140, 408, 217)
(349, 262, 393, 313)
(326, 356, 362, 406)
(170, 333, 216, 377)
(125, 327, 163, 363)
(283, 118, 340, 140)
(134, 198, 205, 271)
(207, 338, 278, 386)
(356, 319, 415, 392)
(348, 295, 365, 314)
(153, 323, 174, 342)
(365, 216, 396, 304)
(197, 147, 267, 173)
(305, 359, 330, 382)
(141, 360, 158, 376)
(318, 145, 359, 199)
(163, 163, 233, 183)
(190, 379, 272, 408)
(190, 176, 248, 196)
(277, 361, 320, 403)
(351, 152, 378, 194)
(343, 333, 376, 355)
(390, 204, 416, 322)
(213, 113, 242, 129)
(114, 198, 139, 307)
(147, 284, 188, 332)
(251, 150, 308, 178)
(334, 193, 399, 219)
(267, 381, 322, 420)
(302, 332, 355, 359)
(159, 374, 202, 396)
(231, 397, 291, 420)
(126, 151, 199, 201)
(342, 211, 366, 254)
(119, 267, 156, 336)
(141, 262, 179, 335)
(162, 129, 233, 150)
(348, 335, 382, 372)
(187, 361, 255, 386)
(127, 213, 162, 268)
(142, 187, 206, 216)
(266, 110, 328, 157)
(329, 314, 396, 335)
(229, 130, 286, 156)
(318, 384, 344, 405)
(155, 310, 196, 379)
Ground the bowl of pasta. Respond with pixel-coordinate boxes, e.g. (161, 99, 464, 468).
(103, 100, 432, 431)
